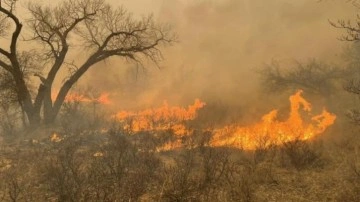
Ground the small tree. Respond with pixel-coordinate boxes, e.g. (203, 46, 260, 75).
(0, 0, 174, 127)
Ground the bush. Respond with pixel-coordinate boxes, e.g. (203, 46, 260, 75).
(279, 139, 324, 171)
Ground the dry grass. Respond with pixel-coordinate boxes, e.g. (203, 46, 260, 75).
(0, 117, 358, 201)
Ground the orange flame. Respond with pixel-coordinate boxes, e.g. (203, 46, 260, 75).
(210, 90, 336, 150)
(112, 90, 336, 151)
(51, 91, 111, 104)
(114, 99, 206, 135)
(50, 133, 62, 142)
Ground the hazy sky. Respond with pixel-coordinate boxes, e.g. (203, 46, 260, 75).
(81, 0, 358, 109)
(2, 0, 359, 110)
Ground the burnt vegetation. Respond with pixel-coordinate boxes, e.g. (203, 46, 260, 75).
(1, 0, 360, 201)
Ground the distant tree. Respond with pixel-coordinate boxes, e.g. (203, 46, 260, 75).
(330, 9, 360, 124)
(329, 13, 360, 42)
(259, 59, 344, 96)
(0, 0, 175, 126)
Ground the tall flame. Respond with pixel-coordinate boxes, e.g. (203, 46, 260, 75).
(210, 90, 336, 150)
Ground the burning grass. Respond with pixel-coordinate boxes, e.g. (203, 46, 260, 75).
(211, 90, 336, 150)
(110, 90, 336, 151)
(52, 91, 111, 105)
(0, 89, 344, 201)
(113, 99, 206, 136)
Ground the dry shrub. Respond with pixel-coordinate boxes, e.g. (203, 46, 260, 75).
(40, 137, 89, 201)
(0, 144, 47, 201)
(88, 130, 161, 201)
(37, 129, 161, 201)
(278, 139, 324, 171)
(156, 150, 200, 201)
(0, 123, 335, 202)
(130, 129, 178, 152)
(153, 131, 257, 202)
(58, 100, 107, 136)
(335, 142, 360, 201)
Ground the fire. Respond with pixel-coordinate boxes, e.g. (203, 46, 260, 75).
(114, 99, 206, 135)
(64, 92, 111, 104)
(210, 90, 336, 150)
(52, 89, 336, 151)
(50, 133, 62, 142)
(52, 91, 111, 104)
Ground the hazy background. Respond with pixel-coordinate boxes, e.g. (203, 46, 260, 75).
(77, 0, 358, 112)
(3, 0, 359, 116)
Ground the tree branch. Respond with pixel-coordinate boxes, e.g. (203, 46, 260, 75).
(0, 60, 12, 72)
(0, 47, 10, 58)
(329, 19, 360, 41)
(63, 11, 97, 37)
(99, 28, 147, 51)
(0, 3, 22, 56)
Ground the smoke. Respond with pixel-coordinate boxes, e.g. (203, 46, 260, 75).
(81, 0, 356, 113)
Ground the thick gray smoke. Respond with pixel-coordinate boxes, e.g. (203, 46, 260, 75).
(71, 0, 357, 111)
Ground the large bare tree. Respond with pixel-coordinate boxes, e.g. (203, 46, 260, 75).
(0, 0, 174, 126)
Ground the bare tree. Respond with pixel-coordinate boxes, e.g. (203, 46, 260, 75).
(329, 9, 360, 42)
(259, 59, 344, 96)
(0, 0, 12, 37)
(0, 0, 174, 127)
(330, 10, 360, 124)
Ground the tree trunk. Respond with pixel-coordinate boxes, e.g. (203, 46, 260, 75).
(12, 71, 41, 127)
(42, 61, 95, 125)
(23, 105, 41, 127)
(43, 88, 54, 125)
(42, 83, 71, 125)
(43, 112, 56, 125)
(43, 107, 57, 125)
